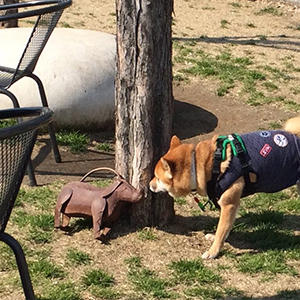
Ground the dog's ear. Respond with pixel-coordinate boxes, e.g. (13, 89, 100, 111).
(170, 135, 181, 149)
(160, 158, 173, 179)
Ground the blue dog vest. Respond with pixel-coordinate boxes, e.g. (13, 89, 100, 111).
(215, 130, 300, 198)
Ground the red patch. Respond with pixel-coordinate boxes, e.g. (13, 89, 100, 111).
(260, 144, 272, 158)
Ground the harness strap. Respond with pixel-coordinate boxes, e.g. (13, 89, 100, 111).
(206, 133, 251, 209)
(232, 134, 251, 189)
(206, 138, 223, 209)
(190, 149, 198, 192)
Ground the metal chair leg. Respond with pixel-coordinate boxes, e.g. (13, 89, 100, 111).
(48, 122, 61, 163)
(26, 159, 37, 186)
(0, 88, 20, 108)
(0, 232, 35, 300)
(0, 89, 38, 185)
(28, 73, 61, 163)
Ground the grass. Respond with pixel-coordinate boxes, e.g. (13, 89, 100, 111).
(236, 250, 298, 276)
(56, 129, 89, 153)
(229, 2, 242, 8)
(125, 256, 172, 298)
(174, 45, 264, 97)
(96, 142, 114, 152)
(174, 197, 187, 205)
(66, 248, 92, 266)
(30, 259, 65, 279)
(0, 119, 17, 128)
(82, 269, 115, 288)
(256, 7, 283, 17)
(11, 211, 54, 244)
(220, 19, 230, 28)
(37, 282, 82, 300)
(246, 22, 256, 28)
(0, 244, 16, 271)
(184, 287, 223, 299)
(169, 258, 221, 284)
(1, 180, 300, 298)
(15, 186, 57, 210)
(173, 41, 300, 112)
(89, 286, 120, 300)
(12, 212, 54, 230)
(55, 130, 114, 154)
(137, 227, 158, 241)
(240, 190, 297, 212)
(3, 0, 300, 298)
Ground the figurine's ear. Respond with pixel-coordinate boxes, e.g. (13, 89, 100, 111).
(170, 135, 181, 149)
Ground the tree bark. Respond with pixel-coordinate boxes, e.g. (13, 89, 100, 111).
(0, 0, 18, 28)
(115, 0, 174, 226)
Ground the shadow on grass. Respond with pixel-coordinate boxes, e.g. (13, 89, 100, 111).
(56, 208, 300, 253)
(228, 289, 300, 300)
(229, 213, 300, 251)
(173, 34, 300, 53)
(57, 212, 219, 244)
(159, 211, 300, 253)
(59, 218, 93, 235)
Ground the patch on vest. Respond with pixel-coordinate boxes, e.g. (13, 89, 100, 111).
(259, 131, 271, 138)
(260, 144, 272, 158)
(274, 134, 288, 147)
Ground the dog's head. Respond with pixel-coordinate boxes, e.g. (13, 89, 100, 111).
(149, 136, 196, 198)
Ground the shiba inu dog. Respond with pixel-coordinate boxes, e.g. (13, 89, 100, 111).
(150, 116, 300, 259)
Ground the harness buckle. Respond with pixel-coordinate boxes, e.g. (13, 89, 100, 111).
(214, 147, 222, 160)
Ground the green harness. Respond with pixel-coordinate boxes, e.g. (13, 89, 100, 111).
(195, 133, 250, 211)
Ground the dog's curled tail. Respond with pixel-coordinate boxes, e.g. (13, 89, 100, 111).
(284, 116, 300, 137)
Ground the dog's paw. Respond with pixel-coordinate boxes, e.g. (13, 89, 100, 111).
(201, 249, 219, 260)
(205, 233, 215, 242)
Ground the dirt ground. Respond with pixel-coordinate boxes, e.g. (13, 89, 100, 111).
(26, 81, 292, 186)
(25, 0, 300, 185)
(16, 0, 300, 298)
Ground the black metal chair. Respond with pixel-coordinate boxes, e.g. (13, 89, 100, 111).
(0, 0, 72, 185)
(0, 107, 53, 300)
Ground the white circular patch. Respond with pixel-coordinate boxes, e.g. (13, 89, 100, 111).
(259, 131, 271, 138)
(274, 134, 288, 147)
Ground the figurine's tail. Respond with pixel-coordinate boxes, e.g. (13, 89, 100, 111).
(54, 188, 73, 228)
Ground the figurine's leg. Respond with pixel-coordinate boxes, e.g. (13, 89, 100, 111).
(61, 214, 71, 227)
(91, 198, 106, 240)
(92, 215, 105, 239)
(101, 227, 111, 237)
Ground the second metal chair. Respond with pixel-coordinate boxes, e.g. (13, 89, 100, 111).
(0, 0, 72, 185)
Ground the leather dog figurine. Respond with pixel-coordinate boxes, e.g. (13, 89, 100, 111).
(54, 167, 143, 240)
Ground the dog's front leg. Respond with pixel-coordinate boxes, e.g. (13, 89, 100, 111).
(202, 178, 243, 259)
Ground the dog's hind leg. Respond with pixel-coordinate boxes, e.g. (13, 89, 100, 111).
(202, 177, 244, 259)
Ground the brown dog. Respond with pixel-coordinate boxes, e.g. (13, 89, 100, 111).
(150, 116, 300, 259)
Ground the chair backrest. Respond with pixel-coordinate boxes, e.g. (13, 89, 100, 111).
(0, 107, 52, 232)
(0, 0, 71, 87)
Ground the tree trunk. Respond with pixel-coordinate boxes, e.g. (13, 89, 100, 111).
(0, 0, 18, 28)
(115, 0, 174, 226)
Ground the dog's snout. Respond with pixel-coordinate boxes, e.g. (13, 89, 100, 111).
(149, 178, 157, 192)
